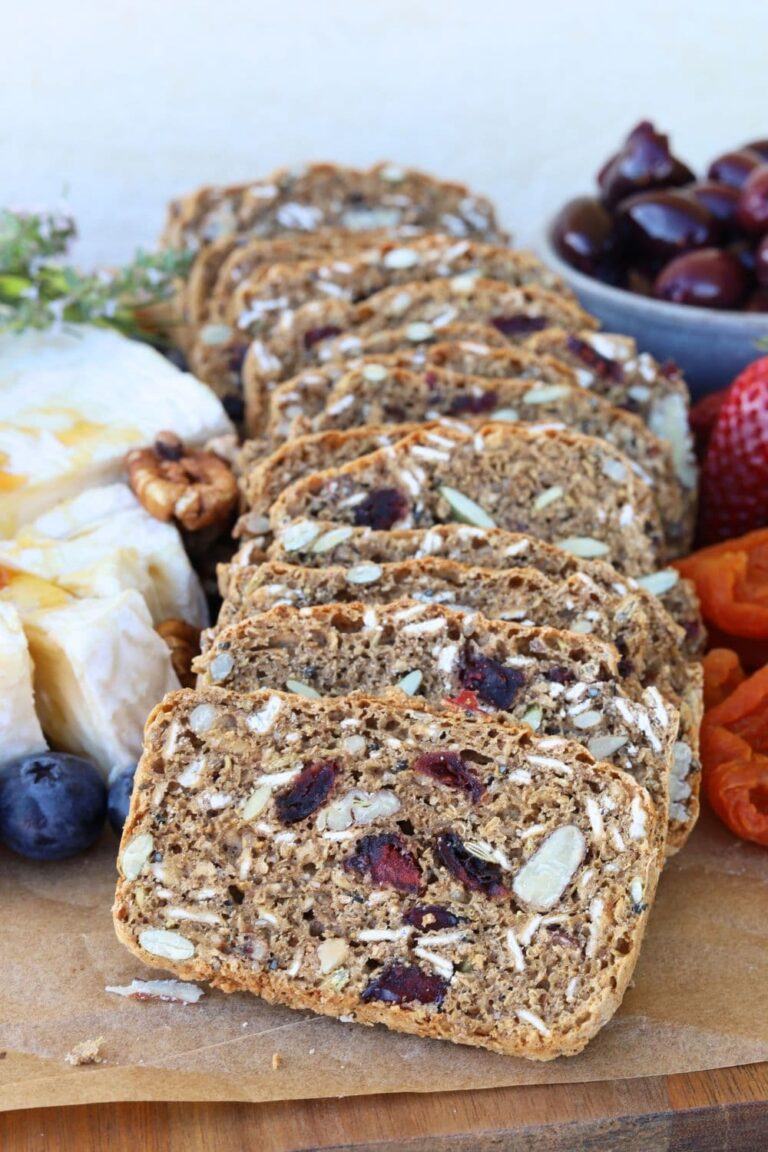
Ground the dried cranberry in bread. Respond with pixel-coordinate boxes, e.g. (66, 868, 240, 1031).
(236, 424, 425, 542)
(269, 423, 666, 576)
(244, 279, 595, 432)
(196, 598, 677, 833)
(266, 365, 690, 554)
(114, 686, 662, 1060)
(161, 161, 507, 253)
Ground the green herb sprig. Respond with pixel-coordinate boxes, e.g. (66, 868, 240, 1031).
(0, 209, 192, 340)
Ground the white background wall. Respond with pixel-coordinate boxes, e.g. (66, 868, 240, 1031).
(3, 0, 768, 264)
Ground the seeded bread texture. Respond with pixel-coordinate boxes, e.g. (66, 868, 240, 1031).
(214, 557, 701, 851)
(244, 280, 596, 432)
(230, 239, 568, 340)
(523, 329, 697, 494)
(258, 524, 700, 650)
(114, 686, 662, 1060)
(249, 365, 691, 554)
(200, 240, 569, 403)
(190, 229, 446, 389)
(255, 523, 704, 845)
(213, 555, 679, 694)
(268, 424, 666, 577)
(286, 332, 696, 508)
(162, 162, 507, 253)
(264, 343, 576, 446)
(245, 324, 515, 440)
(187, 229, 400, 330)
(196, 598, 676, 834)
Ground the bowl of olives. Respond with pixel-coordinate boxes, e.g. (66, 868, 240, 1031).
(545, 122, 768, 394)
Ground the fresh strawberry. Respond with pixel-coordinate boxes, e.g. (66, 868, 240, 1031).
(701, 357, 768, 542)
(690, 387, 728, 462)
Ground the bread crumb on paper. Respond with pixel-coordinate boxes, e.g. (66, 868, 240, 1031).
(64, 1036, 104, 1066)
(272, 1051, 283, 1071)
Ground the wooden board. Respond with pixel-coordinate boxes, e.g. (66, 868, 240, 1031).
(2, 1062, 766, 1150)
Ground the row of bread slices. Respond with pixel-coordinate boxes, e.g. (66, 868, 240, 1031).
(0, 325, 233, 778)
(112, 164, 704, 1059)
(159, 162, 706, 851)
(206, 418, 704, 854)
(158, 160, 696, 514)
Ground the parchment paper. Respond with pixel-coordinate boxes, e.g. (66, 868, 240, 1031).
(1, 809, 766, 1112)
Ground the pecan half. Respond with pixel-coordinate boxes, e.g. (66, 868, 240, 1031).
(156, 619, 201, 688)
(127, 431, 238, 532)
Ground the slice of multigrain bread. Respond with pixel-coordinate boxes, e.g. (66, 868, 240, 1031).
(195, 599, 677, 831)
(522, 329, 696, 492)
(244, 280, 596, 432)
(185, 231, 397, 370)
(161, 161, 507, 253)
(268, 424, 666, 577)
(114, 686, 663, 1059)
(260, 365, 691, 554)
(259, 334, 696, 505)
(258, 523, 703, 656)
(198, 240, 569, 401)
(263, 342, 575, 445)
(212, 556, 675, 692)
(187, 228, 399, 331)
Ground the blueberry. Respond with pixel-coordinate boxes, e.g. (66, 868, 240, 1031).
(107, 765, 138, 834)
(0, 752, 106, 861)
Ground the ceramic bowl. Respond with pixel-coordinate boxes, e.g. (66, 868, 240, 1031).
(539, 226, 768, 398)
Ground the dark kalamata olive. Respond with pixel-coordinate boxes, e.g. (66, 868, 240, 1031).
(598, 121, 694, 209)
(551, 195, 616, 274)
(743, 140, 768, 162)
(756, 235, 768, 287)
(686, 181, 740, 229)
(737, 166, 768, 235)
(707, 149, 763, 189)
(654, 248, 748, 309)
(617, 191, 717, 261)
(744, 287, 768, 312)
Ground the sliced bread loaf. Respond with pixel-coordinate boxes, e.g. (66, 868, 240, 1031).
(114, 685, 662, 1059)
(214, 559, 701, 851)
(258, 522, 704, 661)
(268, 423, 666, 577)
(244, 280, 596, 431)
(196, 598, 676, 832)
(259, 365, 691, 554)
(264, 342, 574, 445)
(162, 161, 507, 253)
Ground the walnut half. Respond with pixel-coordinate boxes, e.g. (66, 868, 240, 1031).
(157, 618, 202, 688)
(127, 431, 238, 532)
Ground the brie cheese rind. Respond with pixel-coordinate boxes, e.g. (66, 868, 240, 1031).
(0, 484, 208, 628)
(23, 590, 180, 777)
(0, 602, 47, 760)
(0, 325, 233, 534)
